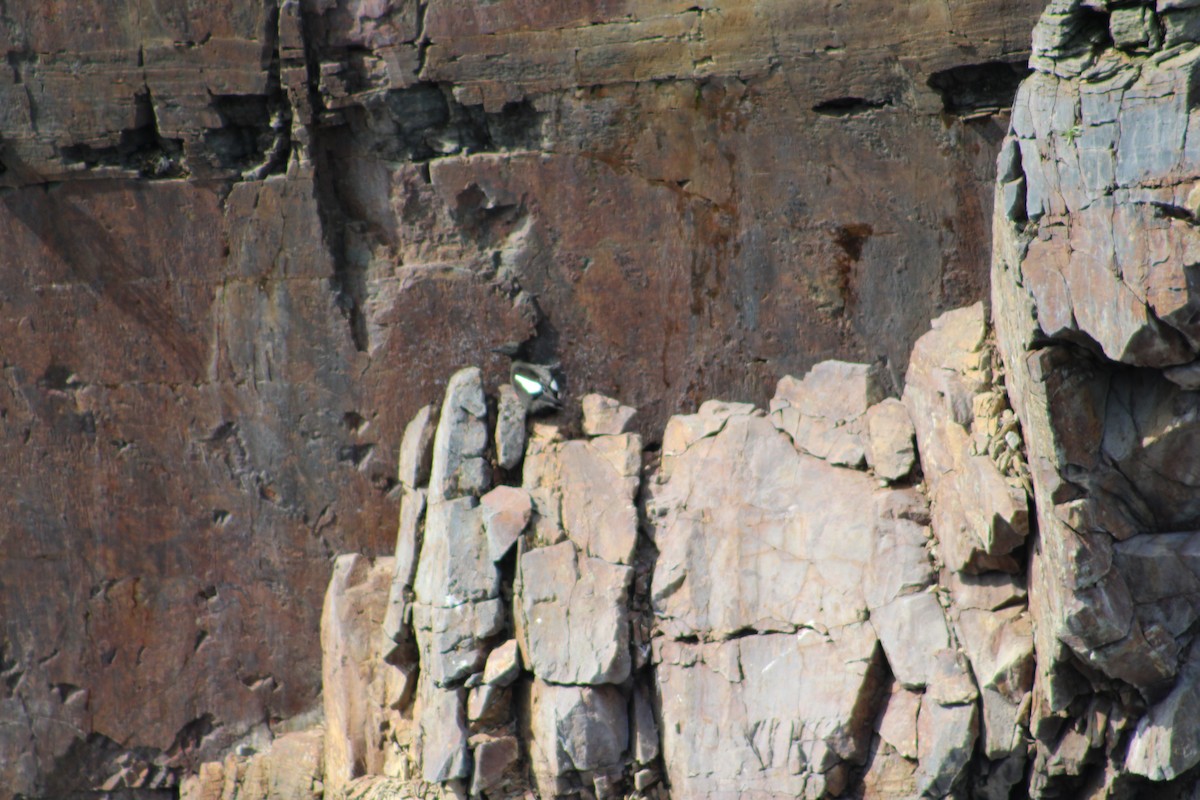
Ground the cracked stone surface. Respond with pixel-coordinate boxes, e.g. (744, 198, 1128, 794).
(993, 2, 1200, 793)
(481, 485, 532, 564)
(322, 554, 396, 798)
(651, 406, 895, 638)
(902, 302, 1034, 791)
(523, 679, 629, 799)
(180, 728, 326, 800)
(517, 541, 633, 686)
(494, 385, 527, 471)
(314, 372, 1026, 799)
(415, 678, 470, 784)
(427, 367, 490, 502)
(649, 399, 978, 799)
(581, 393, 638, 437)
(864, 398, 917, 482)
(769, 360, 886, 468)
(0, 0, 1048, 794)
(655, 629, 885, 800)
(903, 303, 1031, 574)
(522, 430, 641, 565)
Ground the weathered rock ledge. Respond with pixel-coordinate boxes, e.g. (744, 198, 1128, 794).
(179, 301, 1039, 799)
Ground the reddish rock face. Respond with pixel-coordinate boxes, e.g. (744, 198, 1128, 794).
(0, 0, 1044, 795)
(0, 175, 394, 794)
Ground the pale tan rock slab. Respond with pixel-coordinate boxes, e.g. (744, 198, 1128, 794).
(266, 729, 325, 800)
(651, 412, 884, 638)
(415, 680, 470, 784)
(427, 367, 490, 502)
(382, 486, 427, 653)
(876, 685, 920, 761)
(495, 384, 527, 470)
(481, 485, 532, 564)
(471, 734, 520, 796)
(397, 404, 437, 490)
(916, 699, 978, 798)
(557, 434, 641, 565)
(413, 497, 499, 608)
(655, 626, 883, 800)
(581, 393, 638, 436)
(661, 399, 757, 459)
(524, 679, 628, 798)
(954, 606, 1034, 759)
(412, 598, 505, 686)
(631, 684, 660, 765)
(322, 554, 395, 797)
(865, 398, 916, 482)
(870, 592, 954, 690)
(483, 639, 522, 687)
(411, 496, 503, 686)
(770, 360, 886, 468)
(518, 541, 633, 685)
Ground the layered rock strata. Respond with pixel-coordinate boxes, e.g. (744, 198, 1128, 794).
(0, 0, 1047, 790)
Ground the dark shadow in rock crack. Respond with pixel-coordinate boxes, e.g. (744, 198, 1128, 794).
(927, 61, 1031, 116)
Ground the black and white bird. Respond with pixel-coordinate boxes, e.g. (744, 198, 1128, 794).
(511, 361, 563, 415)
(493, 342, 563, 415)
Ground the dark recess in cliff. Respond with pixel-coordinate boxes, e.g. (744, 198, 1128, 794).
(205, 10, 291, 181)
(926, 61, 1031, 115)
(204, 93, 285, 172)
(811, 96, 893, 115)
(317, 83, 543, 352)
(351, 83, 542, 163)
(59, 92, 185, 179)
(43, 733, 178, 798)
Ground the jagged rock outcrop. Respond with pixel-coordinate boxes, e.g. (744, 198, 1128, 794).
(768, 360, 885, 468)
(180, 728, 325, 800)
(198, 340, 1059, 799)
(901, 303, 1035, 799)
(323, 553, 396, 793)
(651, 401, 900, 797)
(992, 1, 1200, 795)
(517, 541, 633, 685)
(0, 0, 1048, 789)
(182, 140, 1200, 796)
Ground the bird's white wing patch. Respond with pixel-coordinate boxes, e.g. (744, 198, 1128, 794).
(513, 373, 544, 395)
(549, 378, 559, 393)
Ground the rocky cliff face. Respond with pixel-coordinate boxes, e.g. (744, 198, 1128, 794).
(181, 332, 1036, 800)
(15, 0, 1200, 793)
(171, 2, 1200, 797)
(993, 0, 1200, 794)
(0, 1, 1048, 797)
